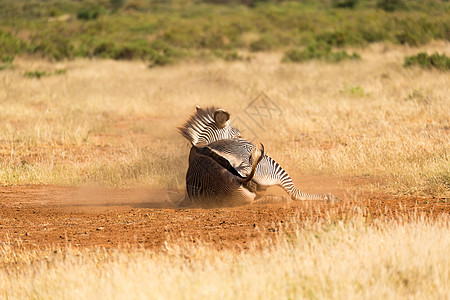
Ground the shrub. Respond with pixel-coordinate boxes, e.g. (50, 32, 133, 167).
(249, 35, 277, 52)
(392, 16, 441, 46)
(30, 36, 74, 61)
(110, 0, 125, 12)
(395, 31, 423, 47)
(148, 40, 184, 67)
(24, 69, 67, 78)
(213, 50, 245, 61)
(404, 52, 450, 71)
(0, 30, 25, 56)
(93, 39, 158, 60)
(77, 7, 100, 20)
(24, 70, 47, 78)
(283, 43, 331, 62)
(332, 0, 359, 9)
(93, 41, 117, 58)
(316, 31, 348, 47)
(329, 50, 361, 62)
(0, 55, 14, 71)
(222, 50, 245, 61)
(377, 0, 408, 12)
(1, 55, 14, 64)
(55, 69, 67, 75)
(282, 42, 361, 63)
(150, 54, 173, 67)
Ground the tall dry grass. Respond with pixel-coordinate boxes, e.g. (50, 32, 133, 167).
(0, 42, 449, 196)
(0, 214, 448, 299)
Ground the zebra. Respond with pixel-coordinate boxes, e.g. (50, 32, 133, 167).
(177, 106, 337, 207)
(184, 141, 265, 207)
(177, 106, 259, 207)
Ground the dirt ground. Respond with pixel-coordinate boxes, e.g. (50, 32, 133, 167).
(0, 177, 448, 251)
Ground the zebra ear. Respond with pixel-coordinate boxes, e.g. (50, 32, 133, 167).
(196, 105, 202, 112)
(214, 109, 230, 128)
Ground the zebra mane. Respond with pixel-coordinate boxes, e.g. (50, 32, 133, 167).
(178, 106, 240, 146)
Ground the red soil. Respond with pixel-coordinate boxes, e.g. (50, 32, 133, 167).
(0, 180, 448, 251)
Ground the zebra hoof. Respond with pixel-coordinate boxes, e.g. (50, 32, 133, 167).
(243, 180, 258, 193)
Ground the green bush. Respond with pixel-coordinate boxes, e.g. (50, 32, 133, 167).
(149, 54, 173, 67)
(404, 52, 450, 71)
(110, 0, 125, 11)
(92, 39, 176, 61)
(1, 55, 14, 64)
(315, 30, 365, 47)
(333, 0, 359, 9)
(222, 50, 244, 61)
(282, 42, 361, 63)
(0, 55, 14, 70)
(77, 7, 100, 20)
(0, 30, 26, 56)
(24, 69, 67, 78)
(0, 31, 16, 70)
(93, 41, 117, 58)
(148, 40, 184, 67)
(55, 69, 67, 75)
(250, 35, 277, 52)
(24, 70, 47, 78)
(283, 43, 331, 62)
(392, 15, 442, 46)
(329, 50, 361, 62)
(377, 0, 408, 12)
(213, 50, 245, 61)
(30, 36, 74, 61)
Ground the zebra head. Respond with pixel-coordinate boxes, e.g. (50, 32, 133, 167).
(178, 106, 241, 146)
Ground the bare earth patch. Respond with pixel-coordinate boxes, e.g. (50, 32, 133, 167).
(1, 177, 447, 250)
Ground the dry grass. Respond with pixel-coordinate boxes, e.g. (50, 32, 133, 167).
(0, 42, 449, 197)
(0, 213, 448, 299)
(1, 46, 449, 298)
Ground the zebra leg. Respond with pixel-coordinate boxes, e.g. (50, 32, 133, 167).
(255, 155, 339, 202)
(252, 195, 290, 205)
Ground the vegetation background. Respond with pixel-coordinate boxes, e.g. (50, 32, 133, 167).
(1, 0, 449, 65)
